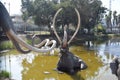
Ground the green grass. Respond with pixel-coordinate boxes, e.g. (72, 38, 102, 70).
(0, 41, 14, 50)
(0, 70, 10, 78)
(26, 39, 32, 45)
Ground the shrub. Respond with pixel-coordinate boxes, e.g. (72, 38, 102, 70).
(0, 41, 14, 50)
(0, 70, 10, 78)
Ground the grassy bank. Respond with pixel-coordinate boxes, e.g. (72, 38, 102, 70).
(0, 70, 10, 79)
(0, 41, 14, 51)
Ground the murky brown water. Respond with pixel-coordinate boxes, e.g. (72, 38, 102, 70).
(0, 41, 119, 80)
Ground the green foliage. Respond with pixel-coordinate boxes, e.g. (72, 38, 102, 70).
(0, 70, 10, 78)
(94, 24, 105, 34)
(26, 39, 32, 45)
(0, 41, 14, 50)
(21, 0, 56, 26)
(95, 34, 108, 44)
(93, 24, 108, 43)
(21, 0, 107, 34)
(71, 0, 107, 33)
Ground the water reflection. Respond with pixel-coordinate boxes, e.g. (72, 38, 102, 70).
(1, 40, 120, 80)
(0, 52, 39, 80)
(0, 54, 23, 80)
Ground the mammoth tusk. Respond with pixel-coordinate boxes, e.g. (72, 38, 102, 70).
(12, 40, 31, 53)
(0, 2, 56, 53)
(8, 29, 56, 53)
(52, 8, 80, 45)
(68, 8, 80, 44)
(52, 8, 63, 44)
(32, 34, 50, 48)
(8, 35, 31, 53)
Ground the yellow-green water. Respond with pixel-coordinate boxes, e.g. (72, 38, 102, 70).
(22, 47, 101, 80)
(0, 44, 118, 80)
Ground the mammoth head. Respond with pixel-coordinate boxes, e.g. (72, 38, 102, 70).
(0, 2, 56, 53)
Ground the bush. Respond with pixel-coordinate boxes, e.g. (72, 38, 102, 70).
(94, 24, 106, 34)
(0, 70, 10, 78)
(0, 41, 14, 50)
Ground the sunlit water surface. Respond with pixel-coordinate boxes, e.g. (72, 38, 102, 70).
(0, 40, 120, 80)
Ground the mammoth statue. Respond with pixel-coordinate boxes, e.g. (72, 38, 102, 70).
(110, 57, 120, 80)
(52, 8, 87, 75)
(0, 2, 56, 53)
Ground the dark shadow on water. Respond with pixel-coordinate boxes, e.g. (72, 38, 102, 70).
(70, 74, 85, 80)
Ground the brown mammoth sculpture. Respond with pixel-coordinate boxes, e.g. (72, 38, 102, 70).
(52, 8, 87, 75)
(0, 2, 56, 53)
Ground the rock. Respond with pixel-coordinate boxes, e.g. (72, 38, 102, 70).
(44, 71, 50, 74)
